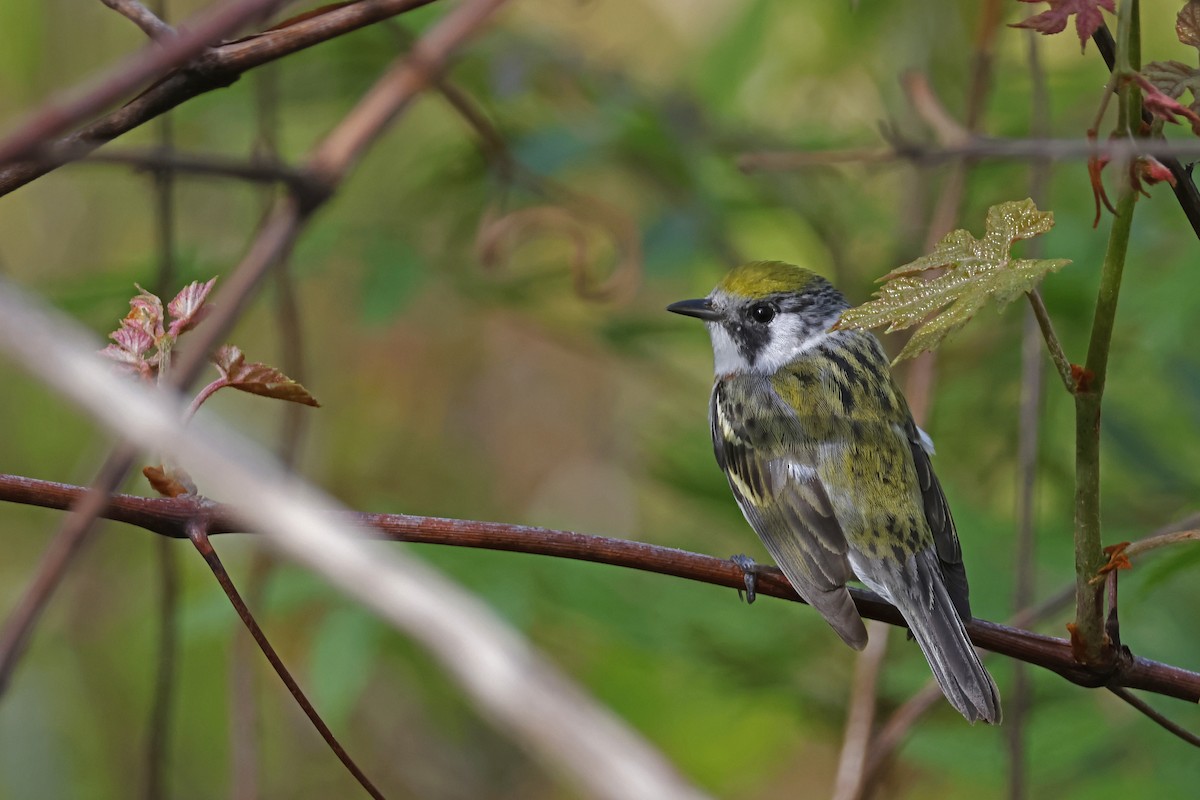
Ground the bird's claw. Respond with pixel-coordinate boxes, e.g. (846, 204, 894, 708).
(730, 554, 758, 604)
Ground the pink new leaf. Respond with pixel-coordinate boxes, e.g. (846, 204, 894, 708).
(167, 277, 217, 337)
(111, 324, 154, 357)
(99, 343, 154, 380)
(1134, 73, 1200, 126)
(1136, 156, 1176, 186)
(99, 318, 156, 379)
(125, 284, 165, 340)
(211, 345, 321, 407)
(1011, 0, 1115, 52)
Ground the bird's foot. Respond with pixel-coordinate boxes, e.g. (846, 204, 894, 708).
(730, 554, 759, 604)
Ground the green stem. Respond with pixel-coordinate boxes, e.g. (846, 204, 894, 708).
(1073, 0, 1139, 665)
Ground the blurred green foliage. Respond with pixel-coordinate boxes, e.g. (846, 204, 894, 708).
(1, 1, 1199, 798)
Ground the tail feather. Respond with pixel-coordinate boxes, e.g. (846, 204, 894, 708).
(903, 553, 1002, 724)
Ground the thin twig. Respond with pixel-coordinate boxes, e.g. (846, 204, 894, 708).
(82, 147, 310, 188)
(1125, 528, 1200, 560)
(99, 0, 176, 40)
(737, 135, 1200, 172)
(1026, 289, 1075, 394)
(187, 521, 386, 799)
(1108, 687, 1200, 747)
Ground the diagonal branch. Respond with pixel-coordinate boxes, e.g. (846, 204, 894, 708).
(187, 520, 386, 798)
(1107, 686, 1200, 748)
(99, 0, 176, 40)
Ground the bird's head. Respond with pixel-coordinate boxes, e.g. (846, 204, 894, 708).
(668, 261, 849, 375)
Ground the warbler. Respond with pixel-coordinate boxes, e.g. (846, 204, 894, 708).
(668, 260, 1000, 724)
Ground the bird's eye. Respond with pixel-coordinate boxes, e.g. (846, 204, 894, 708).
(749, 302, 776, 324)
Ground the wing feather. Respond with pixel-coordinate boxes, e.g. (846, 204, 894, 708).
(905, 420, 971, 621)
(712, 381, 867, 649)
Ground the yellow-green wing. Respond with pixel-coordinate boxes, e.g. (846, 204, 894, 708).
(711, 378, 868, 650)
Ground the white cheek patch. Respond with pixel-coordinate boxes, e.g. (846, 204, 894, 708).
(708, 322, 749, 375)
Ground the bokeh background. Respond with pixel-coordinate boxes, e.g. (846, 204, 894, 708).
(1, 1, 1199, 797)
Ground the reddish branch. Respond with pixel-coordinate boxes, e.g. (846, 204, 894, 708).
(1, 473, 1197, 704)
(187, 521, 386, 799)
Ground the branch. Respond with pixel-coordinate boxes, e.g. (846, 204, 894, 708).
(0, 473, 1197, 704)
(99, 0, 176, 40)
(187, 521, 386, 798)
(0, 0, 445, 197)
(82, 146, 310, 188)
(737, 135, 1200, 171)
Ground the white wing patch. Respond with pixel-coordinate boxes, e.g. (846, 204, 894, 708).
(916, 426, 936, 455)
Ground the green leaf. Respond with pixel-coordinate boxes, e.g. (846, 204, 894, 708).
(834, 199, 1070, 362)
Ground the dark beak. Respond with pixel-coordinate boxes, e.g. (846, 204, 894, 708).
(667, 298, 723, 322)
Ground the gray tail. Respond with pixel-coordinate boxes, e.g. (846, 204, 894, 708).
(903, 554, 1002, 724)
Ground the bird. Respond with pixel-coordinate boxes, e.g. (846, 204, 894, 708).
(667, 260, 1001, 724)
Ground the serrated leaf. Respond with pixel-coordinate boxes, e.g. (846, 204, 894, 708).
(1011, 0, 1114, 51)
(111, 325, 154, 357)
(1178, 0, 1200, 49)
(834, 199, 1070, 362)
(211, 345, 320, 407)
(1141, 60, 1200, 99)
(167, 277, 217, 337)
